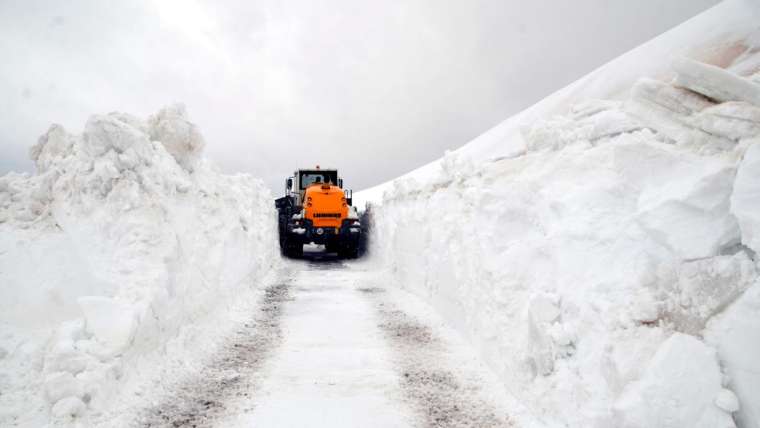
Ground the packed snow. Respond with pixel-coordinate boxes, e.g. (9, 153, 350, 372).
(361, 1, 760, 427)
(0, 105, 279, 426)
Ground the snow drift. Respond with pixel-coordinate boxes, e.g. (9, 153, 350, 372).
(362, 1, 760, 427)
(0, 105, 279, 425)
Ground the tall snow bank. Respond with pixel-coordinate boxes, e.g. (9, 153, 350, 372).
(369, 129, 754, 426)
(363, 2, 760, 427)
(0, 104, 279, 425)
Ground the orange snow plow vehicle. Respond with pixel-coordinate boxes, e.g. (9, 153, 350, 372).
(275, 167, 362, 258)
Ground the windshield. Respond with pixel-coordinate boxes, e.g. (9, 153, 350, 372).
(300, 171, 337, 189)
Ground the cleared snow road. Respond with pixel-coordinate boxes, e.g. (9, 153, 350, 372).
(142, 253, 513, 427)
(220, 259, 413, 427)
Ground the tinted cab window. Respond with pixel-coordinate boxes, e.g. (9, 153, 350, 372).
(299, 171, 337, 189)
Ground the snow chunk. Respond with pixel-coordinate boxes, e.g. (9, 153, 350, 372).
(83, 114, 151, 158)
(45, 349, 91, 375)
(77, 297, 137, 355)
(29, 124, 74, 173)
(705, 280, 760, 428)
(43, 322, 94, 375)
(147, 104, 205, 171)
(668, 252, 756, 334)
(730, 141, 760, 254)
(715, 389, 740, 413)
(44, 372, 83, 403)
(624, 78, 736, 152)
(697, 101, 760, 141)
(528, 293, 560, 324)
(50, 396, 86, 418)
(613, 333, 735, 428)
(526, 293, 561, 377)
(631, 77, 714, 116)
(614, 142, 740, 259)
(527, 99, 642, 152)
(674, 57, 760, 106)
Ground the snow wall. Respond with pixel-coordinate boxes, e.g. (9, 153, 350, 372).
(0, 105, 280, 425)
(364, 1, 760, 427)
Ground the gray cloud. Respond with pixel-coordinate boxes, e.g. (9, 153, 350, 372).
(0, 0, 719, 192)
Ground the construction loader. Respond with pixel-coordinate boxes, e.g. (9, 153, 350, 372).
(274, 167, 361, 258)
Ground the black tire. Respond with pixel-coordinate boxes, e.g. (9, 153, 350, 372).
(283, 239, 303, 258)
(339, 244, 359, 259)
(277, 214, 288, 250)
(290, 244, 303, 258)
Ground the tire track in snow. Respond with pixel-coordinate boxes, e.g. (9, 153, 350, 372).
(359, 286, 513, 428)
(217, 260, 416, 427)
(138, 281, 292, 427)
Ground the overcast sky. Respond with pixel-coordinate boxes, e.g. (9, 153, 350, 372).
(0, 0, 719, 192)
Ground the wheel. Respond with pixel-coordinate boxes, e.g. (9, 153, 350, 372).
(283, 238, 303, 258)
(339, 244, 359, 259)
(277, 214, 288, 249)
(290, 244, 303, 258)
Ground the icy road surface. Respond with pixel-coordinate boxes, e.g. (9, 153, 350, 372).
(140, 251, 515, 427)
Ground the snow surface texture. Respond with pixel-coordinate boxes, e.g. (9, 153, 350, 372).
(363, 1, 760, 427)
(0, 105, 279, 426)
